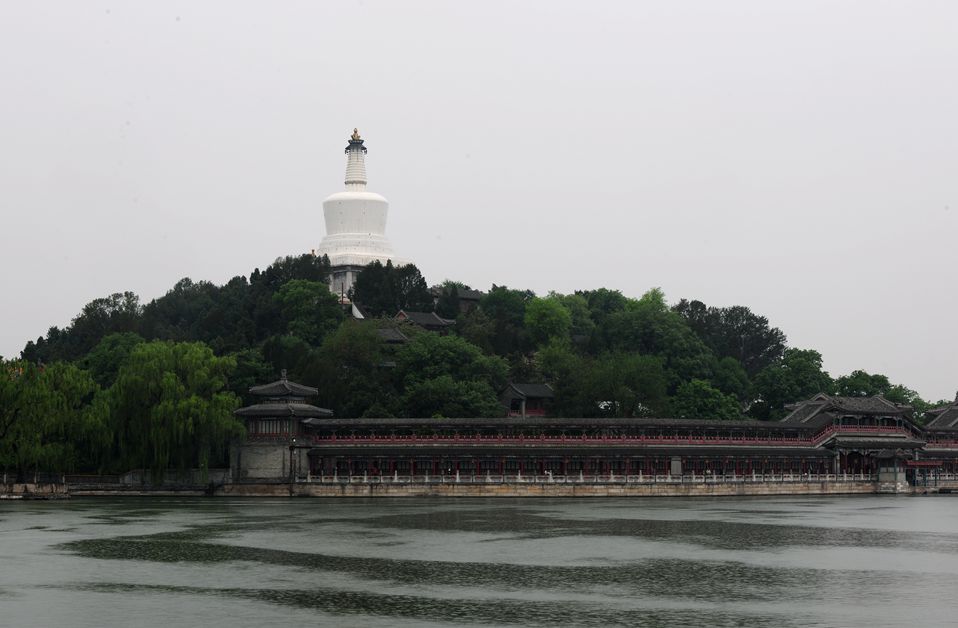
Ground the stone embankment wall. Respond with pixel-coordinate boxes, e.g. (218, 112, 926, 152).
(911, 479, 958, 494)
(220, 480, 878, 498)
(0, 483, 68, 499)
(4, 480, 918, 498)
(70, 488, 207, 497)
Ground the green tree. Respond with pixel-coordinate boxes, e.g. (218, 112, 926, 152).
(193, 275, 256, 353)
(395, 333, 508, 390)
(551, 292, 595, 341)
(434, 280, 470, 319)
(245, 254, 332, 343)
(602, 289, 715, 387)
(524, 297, 572, 347)
(248, 254, 332, 289)
(261, 334, 313, 378)
(228, 348, 275, 405)
(455, 307, 495, 353)
(833, 369, 929, 414)
(884, 384, 928, 412)
(673, 300, 786, 377)
(833, 369, 893, 397)
(479, 285, 533, 355)
(579, 288, 629, 337)
(711, 356, 751, 402)
(399, 376, 503, 418)
(22, 292, 142, 363)
(107, 341, 242, 480)
(21, 254, 333, 363)
(395, 264, 433, 312)
(672, 379, 742, 420)
(751, 348, 833, 419)
(536, 339, 581, 384)
(273, 279, 344, 345)
(302, 322, 389, 418)
(351, 261, 432, 316)
(80, 332, 145, 388)
(577, 353, 669, 418)
(0, 361, 99, 480)
(535, 339, 586, 416)
(139, 278, 219, 342)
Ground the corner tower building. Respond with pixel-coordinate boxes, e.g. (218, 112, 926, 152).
(317, 129, 409, 296)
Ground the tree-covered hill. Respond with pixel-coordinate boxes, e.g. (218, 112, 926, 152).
(2, 254, 949, 478)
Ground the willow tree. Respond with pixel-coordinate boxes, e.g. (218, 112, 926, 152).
(0, 360, 98, 481)
(108, 341, 242, 481)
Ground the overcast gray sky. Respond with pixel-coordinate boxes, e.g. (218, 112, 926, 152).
(1, 1, 955, 400)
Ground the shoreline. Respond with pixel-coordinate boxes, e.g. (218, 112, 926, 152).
(7, 478, 953, 499)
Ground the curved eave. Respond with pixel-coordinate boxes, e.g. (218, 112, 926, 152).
(825, 437, 926, 450)
(249, 380, 319, 398)
(235, 403, 333, 418)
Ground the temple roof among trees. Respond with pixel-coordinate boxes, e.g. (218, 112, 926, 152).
(501, 383, 555, 402)
(236, 371, 332, 420)
(376, 328, 409, 344)
(824, 395, 911, 415)
(781, 393, 911, 427)
(235, 403, 333, 418)
(780, 401, 829, 425)
(924, 399, 958, 430)
(249, 371, 318, 398)
(395, 310, 456, 330)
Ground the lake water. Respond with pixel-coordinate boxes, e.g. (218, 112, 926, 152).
(1, 496, 957, 627)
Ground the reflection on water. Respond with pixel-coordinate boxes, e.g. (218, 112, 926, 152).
(2, 496, 957, 627)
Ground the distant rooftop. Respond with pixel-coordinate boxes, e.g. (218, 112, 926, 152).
(502, 383, 555, 400)
(249, 370, 318, 398)
(396, 310, 455, 328)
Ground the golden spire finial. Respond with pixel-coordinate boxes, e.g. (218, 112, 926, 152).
(351, 128, 361, 141)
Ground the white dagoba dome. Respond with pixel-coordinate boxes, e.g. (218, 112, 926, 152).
(316, 130, 409, 296)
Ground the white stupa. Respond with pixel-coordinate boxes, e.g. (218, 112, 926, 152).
(316, 129, 410, 296)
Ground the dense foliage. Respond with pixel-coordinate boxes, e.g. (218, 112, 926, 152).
(3, 253, 951, 476)
(350, 260, 431, 317)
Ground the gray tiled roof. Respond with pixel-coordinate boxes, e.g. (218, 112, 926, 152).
(235, 402, 332, 418)
(249, 378, 318, 398)
(781, 401, 827, 424)
(827, 395, 909, 415)
(376, 328, 409, 343)
(925, 403, 958, 430)
(396, 310, 455, 327)
(505, 383, 555, 399)
(781, 394, 909, 425)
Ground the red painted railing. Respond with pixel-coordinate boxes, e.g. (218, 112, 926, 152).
(308, 433, 812, 447)
(304, 424, 916, 449)
(811, 425, 914, 445)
